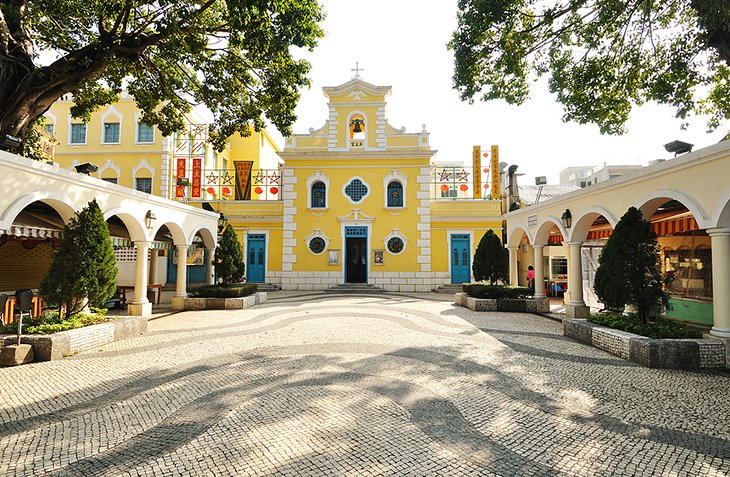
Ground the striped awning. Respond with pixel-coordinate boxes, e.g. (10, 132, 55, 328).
(111, 237, 173, 250)
(544, 216, 700, 245)
(9, 225, 63, 239)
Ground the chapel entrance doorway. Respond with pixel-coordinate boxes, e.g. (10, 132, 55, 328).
(345, 226, 368, 283)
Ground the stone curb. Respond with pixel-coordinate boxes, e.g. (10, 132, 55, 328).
(0, 316, 147, 362)
(183, 292, 267, 311)
(564, 319, 726, 369)
(454, 293, 550, 313)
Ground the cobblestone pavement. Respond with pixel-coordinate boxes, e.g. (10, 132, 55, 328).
(1, 293, 729, 476)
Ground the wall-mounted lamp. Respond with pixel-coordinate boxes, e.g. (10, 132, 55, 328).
(217, 212, 229, 234)
(176, 177, 190, 186)
(75, 162, 99, 175)
(561, 209, 572, 229)
(145, 210, 157, 230)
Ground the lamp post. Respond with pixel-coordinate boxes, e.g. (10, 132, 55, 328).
(217, 212, 229, 235)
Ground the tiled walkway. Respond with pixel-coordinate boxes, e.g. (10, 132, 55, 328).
(1, 293, 728, 476)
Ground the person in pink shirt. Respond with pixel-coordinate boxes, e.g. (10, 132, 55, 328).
(526, 265, 535, 292)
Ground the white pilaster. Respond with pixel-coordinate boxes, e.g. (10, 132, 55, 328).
(533, 244, 546, 298)
(508, 247, 518, 286)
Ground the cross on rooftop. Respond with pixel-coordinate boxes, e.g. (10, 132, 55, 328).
(351, 62, 364, 79)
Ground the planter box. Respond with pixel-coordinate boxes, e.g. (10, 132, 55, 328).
(183, 292, 266, 310)
(564, 319, 726, 369)
(0, 316, 147, 362)
(455, 293, 550, 313)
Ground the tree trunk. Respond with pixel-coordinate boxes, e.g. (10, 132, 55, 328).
(692, 0, 730, 66)
(0, 45, 110, 139)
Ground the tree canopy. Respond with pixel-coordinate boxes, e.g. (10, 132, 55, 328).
(0, 0, 324, 151)
(449, 0, 730, 135)
(214, 224, 245, 284)
(472, 229, 508, 285)
(40, 199, 117, 318)
(593, 206, 667, 322)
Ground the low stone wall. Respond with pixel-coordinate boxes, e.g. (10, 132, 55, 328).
(454, 293, 550, 313)
(0, 316, 147, 362)
(183, 292, 267, 310)
(564, 319, 726, 369)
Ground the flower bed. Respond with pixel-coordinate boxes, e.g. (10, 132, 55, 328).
(564, 319, 725, 369)
(183, 292, 267, 310)
(0, 316, 147, 361)
(454, 292, 550, 313)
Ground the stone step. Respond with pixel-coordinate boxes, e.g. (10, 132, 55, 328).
(433, 284, 465, 294)
(325, 284, 386, 294)
(254, 283, 281, 292)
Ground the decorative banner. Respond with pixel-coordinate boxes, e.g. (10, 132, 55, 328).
(175, 157, 186, 197)
(191, 157, 202, 197)
(490, 145, 500, 199)
(234, 161, 254, 200)
(473, 145, 482, 199)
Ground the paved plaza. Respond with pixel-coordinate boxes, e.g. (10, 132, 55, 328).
(1, 293, 729, 476)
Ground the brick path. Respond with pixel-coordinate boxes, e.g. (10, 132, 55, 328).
(1, 293, 728, 476)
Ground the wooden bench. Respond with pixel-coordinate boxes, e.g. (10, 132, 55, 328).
(116, 284, 164, 305)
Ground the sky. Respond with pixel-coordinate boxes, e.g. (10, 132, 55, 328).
(279, 0, 728, 184)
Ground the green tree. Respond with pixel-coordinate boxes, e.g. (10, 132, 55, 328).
(40, 199, 118, 318)
(0, 0, 324, 153)
(472, 229, 508, 285)
(449, 1, 730, 135)
(214, 225, 245, 284)
(594, 207, 667, 323)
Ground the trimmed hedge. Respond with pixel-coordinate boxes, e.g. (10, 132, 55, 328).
(463, 285, 532, 299)
(188, 283, 258, 298)
(588, 313, 703, 339)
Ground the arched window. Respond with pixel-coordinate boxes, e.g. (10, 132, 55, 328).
(311, 181, 326, 208)
(387, 181, 403, 207)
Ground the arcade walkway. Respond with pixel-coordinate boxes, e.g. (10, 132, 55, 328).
(0, 295, 728, 476)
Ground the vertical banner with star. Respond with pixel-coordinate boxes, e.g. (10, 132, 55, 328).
(191, 158, 202, 197)
(175, 157, 186, 197)
(473, 145, 482, 199)
(234, 161, 254, 200)
(490, 145, 500, 199)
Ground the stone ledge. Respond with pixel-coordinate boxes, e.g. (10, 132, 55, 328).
(183, 292, 267, 310)
(0, 316, 147, 362)
(564, 319, 726, 369)
(454, 293, 550, 313)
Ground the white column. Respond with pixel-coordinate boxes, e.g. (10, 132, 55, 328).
(176, 245, 189, 297)
(171, 244, 189, 310)
(508, 247, 519, 286)
(566, 242, 585, 305)
(533, 244, 546, 298)
(206, 247, 215, 285)
(128, 241, 152, 317)
(565, 241, 589, 318)
(708, 228, 730, 338)
(149, 249, 159, 285)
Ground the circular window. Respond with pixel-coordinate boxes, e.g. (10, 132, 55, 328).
(344, 178, 369, 203)
(387, 237, 404, 254)
(309, 237, 326, 254)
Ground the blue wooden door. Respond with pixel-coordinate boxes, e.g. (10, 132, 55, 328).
(247, 234, 266, 283)
(451, 234, 471, 284)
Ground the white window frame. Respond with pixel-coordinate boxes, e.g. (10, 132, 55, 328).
(342, 176, 371, 205)
(383, 170, 408, 209)
(383, 229, 408, 255)
(306, 171, 331, 210)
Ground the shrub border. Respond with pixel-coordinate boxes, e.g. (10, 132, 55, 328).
(564, 319, 726, 369)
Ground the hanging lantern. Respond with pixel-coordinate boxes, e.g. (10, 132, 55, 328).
(483, 168, 489, 174)
(206, 187, 215, 195)
(484, 184, 490, 189)
(254, 186, 263, 194)
(222, 186, 232, 196)
(483, 152, 489, 158)
(440, 184, 449, 193)
(459, 184, 468, 192)
(270, 186, 279, 195)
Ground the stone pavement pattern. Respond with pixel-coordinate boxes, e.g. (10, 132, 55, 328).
(1, 293, 729, 476)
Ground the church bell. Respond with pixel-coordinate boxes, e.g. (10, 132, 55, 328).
(352, 121, 363, 133)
